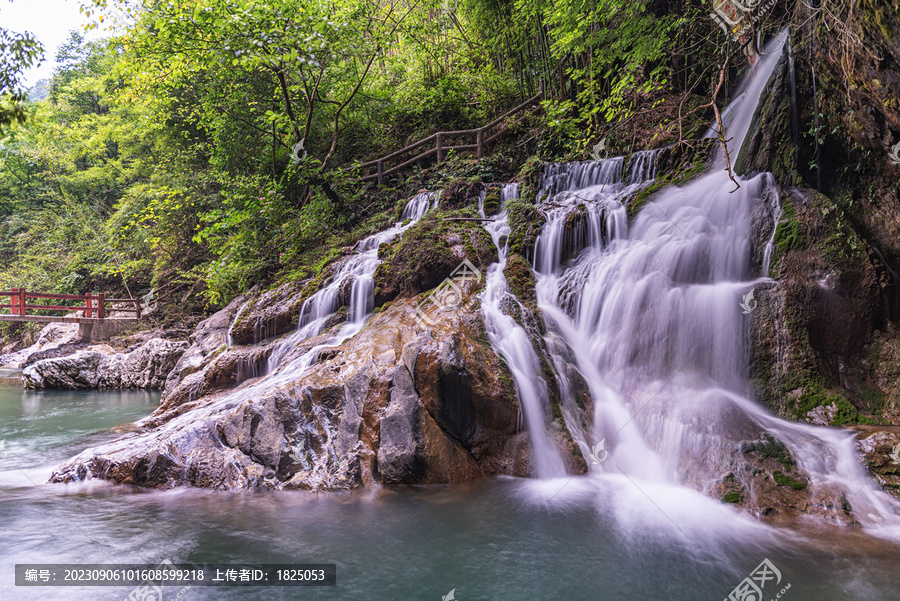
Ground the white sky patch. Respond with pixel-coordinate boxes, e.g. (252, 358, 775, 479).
(1, 0, 101, 86)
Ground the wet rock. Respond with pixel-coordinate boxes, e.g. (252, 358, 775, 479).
(227, 283, 306, 346)
(373, 214, 497, 306)
(23, 350, 105, 389)
(163, 294, 249, 396)
(0, 322, 82, 368)
(855, 429, 900, 499)
(23, 338, 188, 390)
(50, 296, 530, 491)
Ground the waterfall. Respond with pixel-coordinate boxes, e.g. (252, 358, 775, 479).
(707, 32, 787, 165)
(480, 183, 566, 478)
(266, 191, 438, 373)
(524, 29, 900, 539)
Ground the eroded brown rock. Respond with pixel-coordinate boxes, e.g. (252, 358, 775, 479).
(50, 296, 535, 491)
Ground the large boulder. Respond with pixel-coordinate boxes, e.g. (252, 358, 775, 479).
(23, 338, 188, 390)
(0, 322, 83, 369)
(50, 294, 535, 490)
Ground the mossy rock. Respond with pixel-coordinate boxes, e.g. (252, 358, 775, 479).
(505, 196, 545, 260)
(441, 179, 482, 210)
(503, 253, 536, 306)
(741, 433, 795, 468)
(373, 210, 497, 305)
(722, 491, 743, 504)
(772, 470, 807, 491)
(482, 189, 501, 216)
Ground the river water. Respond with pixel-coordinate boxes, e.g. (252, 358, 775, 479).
(1, 378, 898, 600)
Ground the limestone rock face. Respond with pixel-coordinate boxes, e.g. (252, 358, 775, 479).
(856, 430, 900, 499)
(22, 350, 106, 389)
(226, 283, 307, 346)
(50, 297, 532, 491)
(23, 338, 188, 390)
(0, 322, 83, 369)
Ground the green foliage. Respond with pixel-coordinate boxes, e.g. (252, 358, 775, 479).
(0, 3, 44, 134)
(0, 0, 738, 318)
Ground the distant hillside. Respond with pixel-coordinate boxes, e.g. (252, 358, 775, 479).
(26, 79, 50, 101)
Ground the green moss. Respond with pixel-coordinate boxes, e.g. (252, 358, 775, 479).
(482, 189, 501, 216)
(773, 201, 804, 257)
(772, 470, 807, 490)
(505, 195, 545, 259)
(794, 381, 878, 426)
(373, 207, 497, 301)
(503, 253, 536, 305)
(722, 491, 743, 504)
(741, 433, 795, 468)
(859, 384, 886, 415)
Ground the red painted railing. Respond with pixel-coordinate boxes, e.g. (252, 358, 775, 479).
(1, 289, 108, 318)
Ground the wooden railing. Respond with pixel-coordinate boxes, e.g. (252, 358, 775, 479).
(349, 94, 543, 184)
(1, 290, 143, 319)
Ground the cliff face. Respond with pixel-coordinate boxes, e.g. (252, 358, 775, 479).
(735, 13, 900, 497)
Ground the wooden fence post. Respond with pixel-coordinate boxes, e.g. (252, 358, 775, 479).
(98, 293, 105, 319)
(477, 128, 484, 159)
(18, 288, 25, 316)
(10, 288, 17, 316)
(85, 293, 93, 318)
(377, 160, 383, 185)
(436, 133, 444, 163)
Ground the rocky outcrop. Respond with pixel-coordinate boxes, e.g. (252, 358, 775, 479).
(856, 428, 900, 498)
(50, 292, 537, 491)
(0, 322, 84, 369)
(226, 283, 307, 346)
(733, 40, 898, 429)
(373, 211, 497, 306)
(23, 338, 188, 390)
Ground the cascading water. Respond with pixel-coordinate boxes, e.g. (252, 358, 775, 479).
(264, 191, 437, 373)
(480, 183, 567, 478)
(525, 29, 900, 540)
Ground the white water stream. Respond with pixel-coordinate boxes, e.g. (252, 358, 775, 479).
(506, 30, 900, 541)
(480, 184, 567, 478)
(265, 191, 437, 373)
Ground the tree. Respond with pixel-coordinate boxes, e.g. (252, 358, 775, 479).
(0, 1, 45, 134)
